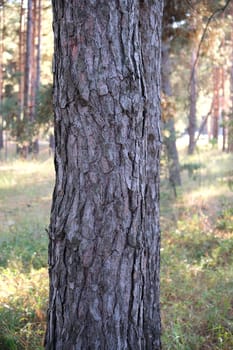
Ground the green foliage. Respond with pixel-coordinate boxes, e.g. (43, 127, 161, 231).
(1, 95, 18, 130)
(0, 1, 53, 151)
(0, 83, 53, 146)
(216, 205, 233, 232)
(181, 162, 203, 178)
(209, 138, 218, 148)
(36, 84, 53, 132)
(0, 334, 18, 350)
(210, 239, 233, 267)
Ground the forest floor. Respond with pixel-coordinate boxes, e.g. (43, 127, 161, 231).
(161, 143, 233, 349)
(0, 142, 232, 349)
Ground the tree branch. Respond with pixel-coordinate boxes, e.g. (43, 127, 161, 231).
(190, 0, 232, 82)
(193, 101, 214, 149)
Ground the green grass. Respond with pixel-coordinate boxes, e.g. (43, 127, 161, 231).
(0, 144, 233, 349)
(161, 144, 233, 350)
(0, 150, 54, 349)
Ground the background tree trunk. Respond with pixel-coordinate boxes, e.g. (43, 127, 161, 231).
(31, 0, 41, 154)
(220, 67, 226, 151)
(29, 0, 36, 122)
(0, 1, 4, 150)
(188, 50, 197, 154)
(35, 0, 41, 96)
(24, 0, 33, 121)
(228, 11, 233, 152)
(16, 0, 26, 153)
(161, 41, 181, 189)
(46, 1, 163, 349)
(19, 0, 26, 117)
(20, 0, 33, 157)
(211, 66, 220, 141)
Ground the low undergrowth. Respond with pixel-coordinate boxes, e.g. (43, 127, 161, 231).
(161, 217, 233, 350)
(0, 268, 48, 350)
(161, 146, 233, 349)
(0, 157, 53, 349)
(0, 145, 232, 349)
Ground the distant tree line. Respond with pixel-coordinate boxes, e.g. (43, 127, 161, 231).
(161, 0, 233, 192)
(0, 0, 233, 164)
(0, 0, 53, 158)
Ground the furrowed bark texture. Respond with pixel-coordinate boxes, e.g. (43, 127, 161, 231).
(46, 1, 163, 349)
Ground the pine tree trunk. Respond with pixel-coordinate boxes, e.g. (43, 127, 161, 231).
(29, 0, 36, 123)
(228, 12, 233, 152)
(30, 0, 40, 155)
(46, 1, 163, 349)
(188, 50, 197, 155)
(33, 0, 42, 155)
(35, 0, 41, 95)
(19, 0, 25, 116)
(24, 0, 33, 118)
(211, 66, 220, 141)
(220, 67, 226, 151)
(0, 2, 4, 150)
(16, 0, 26, 153)
(21, 0, 33, 157)
(161, 41, 181, 188)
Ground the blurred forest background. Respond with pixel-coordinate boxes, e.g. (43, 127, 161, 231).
(0, 0, 233, 349)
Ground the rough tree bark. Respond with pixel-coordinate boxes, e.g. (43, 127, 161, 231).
(45, 1, 163, 349)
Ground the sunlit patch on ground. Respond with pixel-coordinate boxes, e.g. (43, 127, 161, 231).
(0, 152, 53, 348)
(161, 147, 233, 350)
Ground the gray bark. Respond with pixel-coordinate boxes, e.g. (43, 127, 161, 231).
(46, 1, 163, 349)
